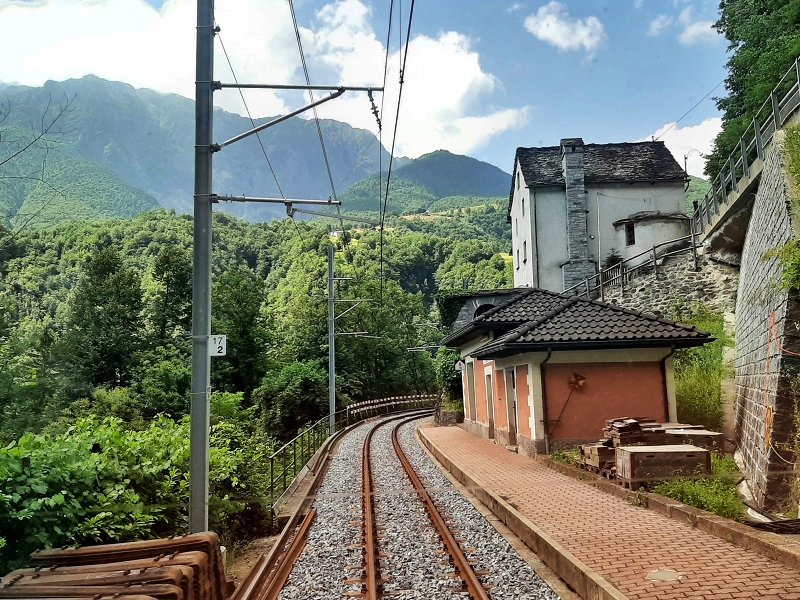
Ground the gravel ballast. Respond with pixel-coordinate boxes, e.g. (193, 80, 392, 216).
(279, 414, 562, 599)
(397, 418, 560, 600)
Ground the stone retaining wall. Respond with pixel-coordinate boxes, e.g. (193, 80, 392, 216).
(602, 252, 738, 318)
(733, 130, 800, 511)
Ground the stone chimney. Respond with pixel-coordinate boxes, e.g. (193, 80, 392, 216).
(560, 138, 595, 291)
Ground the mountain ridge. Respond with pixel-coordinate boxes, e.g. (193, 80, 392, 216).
(0, 76, 510, 224)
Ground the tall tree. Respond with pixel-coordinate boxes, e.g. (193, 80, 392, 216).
(58, 248, 143, 392)
(211, 266, 268, 396)
(148, 245, 192, 340)
(707, 0, 800, 177)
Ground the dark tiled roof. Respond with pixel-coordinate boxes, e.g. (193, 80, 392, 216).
(447, 290, 712, 357)
(475, 288, 566, 323)
(440, 288, 565, 346)
(517, 141, 686, 186)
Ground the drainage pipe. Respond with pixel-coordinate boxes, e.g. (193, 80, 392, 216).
(540, 349, 553, 454)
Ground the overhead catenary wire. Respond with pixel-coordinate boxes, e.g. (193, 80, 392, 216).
(287, 0, 338, 204)
(216, 29, 287, 202)
(379, 0, 415, 303)
(286, 0, 358, 260)
(376, 0, 395, 296)
(654, 79, 725, 141)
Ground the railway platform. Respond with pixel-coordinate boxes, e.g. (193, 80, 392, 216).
(418, 423, 800, 600)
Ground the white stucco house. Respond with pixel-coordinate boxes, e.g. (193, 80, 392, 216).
(508, 138, 689, 292)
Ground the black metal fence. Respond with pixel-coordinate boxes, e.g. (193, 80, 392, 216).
(563, 234, 697, 300)
(265, 393, 438, 524)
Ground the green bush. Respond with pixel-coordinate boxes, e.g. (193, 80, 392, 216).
(550, 447, 580, 466)
(0, 413, 272, 573)
(672, 303, 729, 430)
(651, 454, 745, 521)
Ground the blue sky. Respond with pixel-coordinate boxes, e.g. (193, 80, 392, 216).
(0, 0, 727, 175)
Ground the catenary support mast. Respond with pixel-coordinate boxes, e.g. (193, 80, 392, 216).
(190, 0, 214, 533)
(189, 0, 381, 530)
(327, 244, 336, 434)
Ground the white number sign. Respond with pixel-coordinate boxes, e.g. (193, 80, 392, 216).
(210, 335, 227, 356)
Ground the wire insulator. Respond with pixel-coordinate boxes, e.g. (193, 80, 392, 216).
(368, 90, 382, 132)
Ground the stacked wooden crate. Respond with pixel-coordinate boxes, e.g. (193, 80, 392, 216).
(578, 417, 717, 487)
(616, 445, 711, 489)
(602, 417, 668, 447)
(578, 443, 615, 472)
(664, 428, 724, 450)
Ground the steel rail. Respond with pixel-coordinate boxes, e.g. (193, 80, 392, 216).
(362, 421, 381, 600)
(233, 409, 430, 600)
(391, 416, 491, 600)
(259, 508, 317, 600)
(231, 421, 355, 600)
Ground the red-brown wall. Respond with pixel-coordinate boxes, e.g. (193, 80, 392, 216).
(544, 362, 667, 442)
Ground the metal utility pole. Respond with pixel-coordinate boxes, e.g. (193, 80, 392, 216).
(188, 2, 381, 532)
(190, 0, 214, 533)
(327, 244, 336, 434)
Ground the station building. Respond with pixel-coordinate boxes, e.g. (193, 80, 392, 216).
(441, 288, 713, 456)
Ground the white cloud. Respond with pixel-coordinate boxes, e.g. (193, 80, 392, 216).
(677, 6, 718, 45)
(506, 3, 523, 13)
(0, 0, 527, 159)
(647, 15, 672, 37)
(312, 25, 530, 157)
(643, 117, 722, 177)
(634, 0, 643, 9)
(0, 0, 299, 116)
(523, 1, 606, 55)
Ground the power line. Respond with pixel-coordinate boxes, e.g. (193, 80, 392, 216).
(216, 29, 287, 201)
(654, 79, 724, 141)
(379, 0, 416, 302)
(287, 0, 338, 203)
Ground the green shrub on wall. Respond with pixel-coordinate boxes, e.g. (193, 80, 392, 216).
(433, 347, 463, 404)
(671, 302, 729, 430)
(766, 126, 800, 291)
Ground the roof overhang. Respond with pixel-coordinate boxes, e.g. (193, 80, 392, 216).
(472, 336, 713, 359)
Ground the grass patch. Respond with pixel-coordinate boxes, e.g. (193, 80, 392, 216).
(441, 398, 464, 413)
(671, 302, 730, 430)
(550, 447, 580, 466)
(651, 453, 745, 521)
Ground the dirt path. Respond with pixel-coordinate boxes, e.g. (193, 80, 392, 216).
(227, 535, 280, 585)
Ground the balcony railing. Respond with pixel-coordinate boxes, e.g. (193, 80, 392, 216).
(692, 57, 800, 235)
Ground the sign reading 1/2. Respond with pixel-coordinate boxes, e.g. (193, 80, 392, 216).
(209, 335, 227, 357)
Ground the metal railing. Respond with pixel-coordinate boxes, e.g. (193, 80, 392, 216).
(693, 56, 800, 236)
(264, 393, 438, 528)
(563, 234, 697, 300)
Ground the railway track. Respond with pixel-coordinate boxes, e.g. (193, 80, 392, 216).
(238, 412, 558, 600)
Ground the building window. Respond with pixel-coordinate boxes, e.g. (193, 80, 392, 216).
(515, 219, 518, 235)
(523, 240, 527, 263)
(516, 171, 520, 189)
(625, 222, 636, 246)
(516, 249, 520, 269)
(521, 195, 525, 217)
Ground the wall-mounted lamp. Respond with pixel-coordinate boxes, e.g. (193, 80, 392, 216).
(568, 372, 586, 390)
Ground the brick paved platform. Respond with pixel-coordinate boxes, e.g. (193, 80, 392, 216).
(419, 424, 800, 600)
